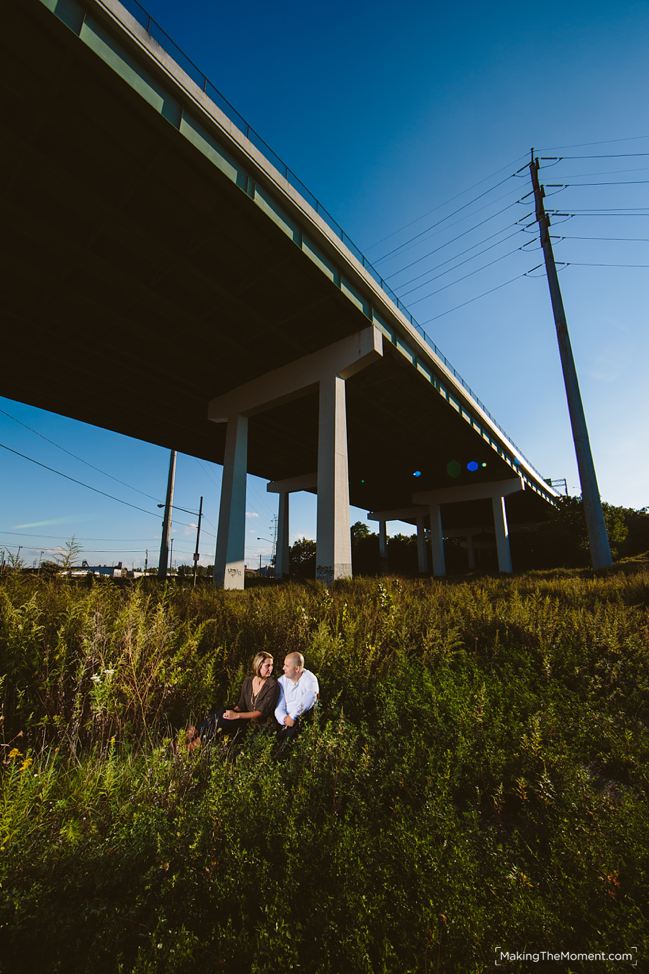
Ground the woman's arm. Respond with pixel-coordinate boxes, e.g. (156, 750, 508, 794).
(222, 708, 263, 720)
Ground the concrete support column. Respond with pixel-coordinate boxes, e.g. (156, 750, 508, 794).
(429, 503, 446, 577)
(275, 491, 290, 579)
(416, 516, 428, 574)
(214, 414, 248, 589)
(378, 519, 388, 572)
(316, 373, 352, 583)
(491, 495, 512, 573)
(466, 533, 476, 571)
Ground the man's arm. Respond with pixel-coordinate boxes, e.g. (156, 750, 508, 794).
(288, 672, 319, 720)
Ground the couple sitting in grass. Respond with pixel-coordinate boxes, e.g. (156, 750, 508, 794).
(187, 651, 319, 750)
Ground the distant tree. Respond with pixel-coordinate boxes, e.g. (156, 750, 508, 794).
(289, 538, 316, 579)
(56, 536, 83, 573)
(351, 521, 371, 542)
(6, 550, 25, 571)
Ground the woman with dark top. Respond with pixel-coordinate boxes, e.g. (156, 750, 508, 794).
(187, 652, 279, 749)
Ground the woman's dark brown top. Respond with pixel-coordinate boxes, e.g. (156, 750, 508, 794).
(235, 676, 279, 722)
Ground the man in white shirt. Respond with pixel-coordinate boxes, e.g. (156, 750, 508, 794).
(274, 651, 319, 742)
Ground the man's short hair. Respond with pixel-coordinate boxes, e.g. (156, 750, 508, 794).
(285, 651, 304, 669)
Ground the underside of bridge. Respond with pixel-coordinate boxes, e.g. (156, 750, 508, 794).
(2, 0, 556, 583)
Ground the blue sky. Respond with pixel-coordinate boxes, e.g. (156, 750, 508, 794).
(1, 0, 648, 569)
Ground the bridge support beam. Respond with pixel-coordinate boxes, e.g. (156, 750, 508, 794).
(210, 326, 382, 588)
(429, 503, 446, 577)
(378, 519, 388, 572)
(214, 414, 248, 589)
(465, 532, 477, 571)
(267, 473, 316, 580)
(492, 495, 512, 573)
(316, 374, 352, 583)
(416, 516, 428, 574)
(414, 477, 524, 577)
(275, 491, 290, 579)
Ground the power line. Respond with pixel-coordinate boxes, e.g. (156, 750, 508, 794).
(386, 196, 527, 279)
(549, 209, 649, 216)
(419, 267, 536, 325)
(0, 406, 163, 503)
(365, 152, 528, 252)
(553, 234, 649, 242)
(0, 441, 164, 519)
(562, 261, 649, 268)
(407, 244, 526, 307)
(543, 166, 649, 178)
(0, 530, 160, 541)
(398, 227, 524, 297)
(539, 135, 649, 150)
(374, 171, 526, 263)
(544, 151, 649, 160)
(548, 179, 649, 187)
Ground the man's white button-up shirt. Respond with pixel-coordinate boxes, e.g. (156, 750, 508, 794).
(275, 669, 319, 724)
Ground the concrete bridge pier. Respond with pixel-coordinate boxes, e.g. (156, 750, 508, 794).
(267, 473, 318, 580)
(492, 495, 513, 573)
(210, 326, 382, 589)
(275, 491, 290, 579)
(428, 503, 446, 577)
(316, 373, 352, 584)
(214, 414, 248, 589)
(416, 516, 429, 575)
(465, 532, 477, 571)
(378, 520, 388, 573)
(414, 477, 525, 577)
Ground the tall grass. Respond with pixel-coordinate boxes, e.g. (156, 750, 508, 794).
(1, 566, 648, 973)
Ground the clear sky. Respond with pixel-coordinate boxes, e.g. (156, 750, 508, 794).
(2, 0, 648, 570)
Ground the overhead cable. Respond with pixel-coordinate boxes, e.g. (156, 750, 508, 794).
(0, 406, 163, 503)
(399, 229, 524, 298)
(396, 223, 522, 291)
(0, 441, 166, 519)
(374, 171, 527, 264)
(366, 152, 528, 252)
(538, 135, 649, 150)
(407, 244, 526, 306)
(386, 197, 526, 279)
(419, 268, 536, 325)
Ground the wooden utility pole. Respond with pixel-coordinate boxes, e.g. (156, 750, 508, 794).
(529, 149, 612, 569)
(192, 495, 203, 587)
(158, 449, 176, 579)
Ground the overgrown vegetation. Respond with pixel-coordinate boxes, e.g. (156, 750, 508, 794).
(1, 565, 648, 973)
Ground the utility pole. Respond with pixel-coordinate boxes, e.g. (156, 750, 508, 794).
(192, 495, 203, 588)
(529, 149, 612, 570)
(158, 449, 176, 579)
(144, 549, 148, 575)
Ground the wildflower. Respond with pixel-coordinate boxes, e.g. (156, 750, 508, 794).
(20, 757, 33, 773)
(103, 668, 115, 677)
(8, 748, 22, 760)
(91, 673, 102, 684)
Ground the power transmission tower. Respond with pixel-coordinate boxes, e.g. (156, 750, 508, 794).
(529, 149, 612, 569)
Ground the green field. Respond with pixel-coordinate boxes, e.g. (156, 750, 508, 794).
(1, 565, 648, 973)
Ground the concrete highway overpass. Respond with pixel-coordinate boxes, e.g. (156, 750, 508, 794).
(2, 0, 559, 585)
